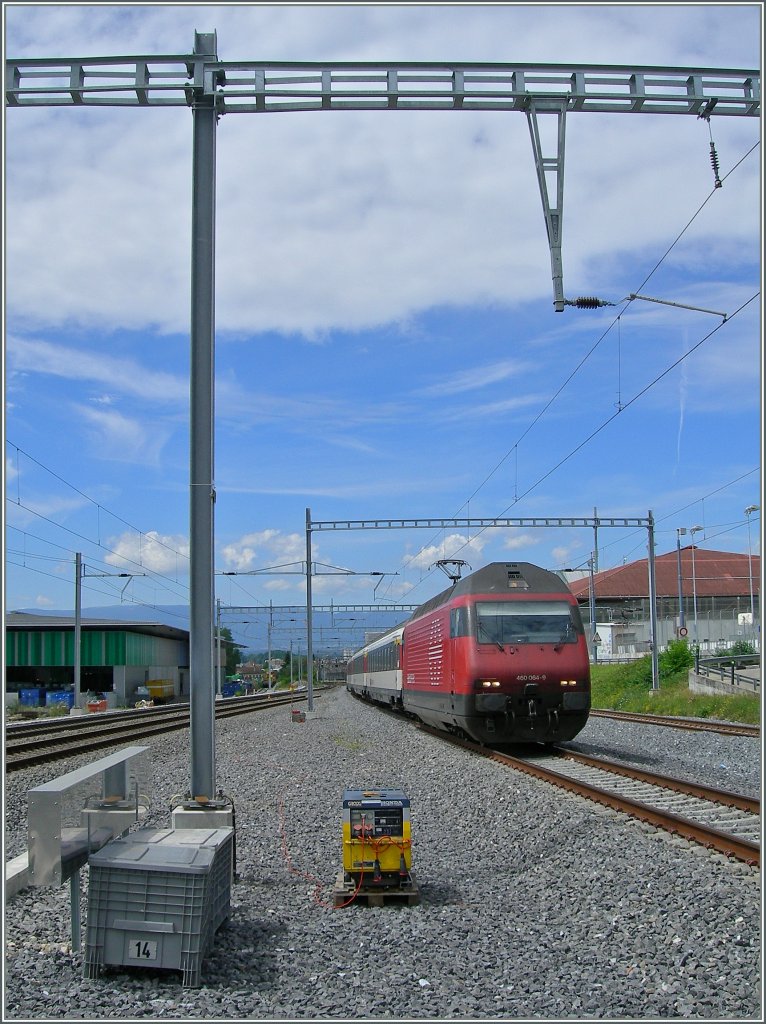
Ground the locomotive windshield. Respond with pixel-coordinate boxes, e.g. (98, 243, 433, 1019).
(476, 600, 579, 645)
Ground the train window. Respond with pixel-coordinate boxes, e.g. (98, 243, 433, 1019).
(450, 606, 471, 638)
(367, 640, 400, 673)
(476, 601, 579, 645)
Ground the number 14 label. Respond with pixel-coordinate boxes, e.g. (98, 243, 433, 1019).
(129, 939, 158, 961)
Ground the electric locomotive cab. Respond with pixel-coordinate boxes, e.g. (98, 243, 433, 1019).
(457, 593, 590, 743)
(402, 562, 591, 745)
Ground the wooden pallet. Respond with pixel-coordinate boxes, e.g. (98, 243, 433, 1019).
(333, 871, 420, 908)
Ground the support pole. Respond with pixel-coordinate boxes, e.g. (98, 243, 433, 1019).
(189, 31, 218, 800)
(74, 552, 82, 708)
(216, 597, 222, 697)
(267, 604, 273, 690)
(103, 762, 129, 801)
(306, 508, 314, 711)
(588, 553, 598, 664)
(647, 510, 660, 690)
(676, 529, 686, 631)
(70, 869, 81, 952)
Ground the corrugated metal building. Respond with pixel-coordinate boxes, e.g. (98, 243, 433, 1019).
(565, 547, 760, 655)
(5, 613, 189, 707)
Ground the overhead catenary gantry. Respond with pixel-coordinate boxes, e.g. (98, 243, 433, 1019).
(6, 33, 758, 798)
(6, 51, 759, 311)
(303, 508, 661, 710)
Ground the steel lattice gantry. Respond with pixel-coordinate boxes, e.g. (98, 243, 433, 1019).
(5, 52, 760, 313)
(5, 55, 760, 114)
(304, 508, 661, 706)
(6, 33, 759, 796)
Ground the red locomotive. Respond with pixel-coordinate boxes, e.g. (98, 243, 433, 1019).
(347, 561, 591, 745)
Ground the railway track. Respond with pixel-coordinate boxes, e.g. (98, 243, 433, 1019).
(4, 691, 315, 771)
(588, 708, 759, 737)
(418, 724, 761, 866)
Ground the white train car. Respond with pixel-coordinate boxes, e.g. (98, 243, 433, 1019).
(346, 624, 404, 707)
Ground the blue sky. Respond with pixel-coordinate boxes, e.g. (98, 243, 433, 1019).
(3, 3, 762, 653)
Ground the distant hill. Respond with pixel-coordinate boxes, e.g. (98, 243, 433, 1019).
(14, 604, 191, 628)
(11, 603, 408, 652)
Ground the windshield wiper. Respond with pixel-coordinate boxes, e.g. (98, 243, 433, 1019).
(478, 622, 504, 651)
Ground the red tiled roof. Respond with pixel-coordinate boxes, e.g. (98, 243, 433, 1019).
(568, 548, 760, 600)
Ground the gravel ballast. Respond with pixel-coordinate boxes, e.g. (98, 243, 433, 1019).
(3, 688, 761, 1020)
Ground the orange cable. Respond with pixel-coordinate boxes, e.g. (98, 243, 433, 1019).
(277, 791, 365, 909)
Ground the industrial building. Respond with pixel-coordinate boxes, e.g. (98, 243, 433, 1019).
(5, 613, 189, 708)
(566, 546, 761, 657)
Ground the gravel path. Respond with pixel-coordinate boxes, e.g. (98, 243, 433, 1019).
(3, 688, 761, 1020)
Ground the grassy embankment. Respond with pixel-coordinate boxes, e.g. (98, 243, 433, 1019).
(591, 656, 760, 725)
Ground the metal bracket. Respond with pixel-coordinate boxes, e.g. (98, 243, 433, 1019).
(525, 95, 568, 311)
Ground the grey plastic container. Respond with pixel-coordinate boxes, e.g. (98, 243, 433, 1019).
(83, 826, 234, 988)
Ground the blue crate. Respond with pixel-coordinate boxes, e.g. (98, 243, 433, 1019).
(19, 688, 42, 707)
(46, 691, 74, 708)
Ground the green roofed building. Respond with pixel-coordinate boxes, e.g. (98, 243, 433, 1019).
(5, 613, 189, 709)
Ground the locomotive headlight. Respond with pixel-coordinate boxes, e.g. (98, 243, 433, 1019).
(559, 679, 577, 687)
(480, 679, 501, 688)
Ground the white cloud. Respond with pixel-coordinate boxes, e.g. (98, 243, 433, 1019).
(407, 533, 488, 571)
(263, 578, 294, 593)
(502, 532, 539, 551)
(418, 359, 530, 397)
(73, 404, 172, 466)
(221, 529, 305, 572)
(105, 530, 190, 574)
(6, 492, 89, 525)
(434, 392, 548, 424)
(552, 545, 585, 567)
(7, 336, 188, 403)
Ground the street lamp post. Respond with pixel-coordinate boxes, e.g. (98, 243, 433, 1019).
(588, 554, 598, 663)
(689, 526, 704, 647)
(745, 505, 760, 640)
(676, 528, 687, 633)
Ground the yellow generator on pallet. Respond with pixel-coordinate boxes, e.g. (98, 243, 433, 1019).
(342, 789, 412, 887)
(145, 679, 175, 703)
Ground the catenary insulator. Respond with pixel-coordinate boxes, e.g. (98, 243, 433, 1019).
(709, 142, 723, 188)
(565, 296, 615, 309)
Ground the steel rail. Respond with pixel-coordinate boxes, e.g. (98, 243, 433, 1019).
(5, 692, 314, 772)
(553, 747, 760, 814)
(588, 708, 760, 737)
(417, 724, 760, 865)
(4, 690, 279, 742)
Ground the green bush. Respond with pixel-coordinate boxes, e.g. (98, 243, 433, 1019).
(713, 640, 756, 658)
(659, 639, 694, 675)
(619, 656, 653, 689)
(730, 640, 756, 656)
